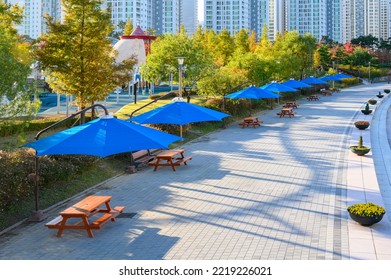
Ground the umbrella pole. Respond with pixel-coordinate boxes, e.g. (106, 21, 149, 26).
(180, 125, 183, 138)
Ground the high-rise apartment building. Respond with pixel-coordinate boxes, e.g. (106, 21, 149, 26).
(102, 0, 152, 33)
(181, 0, 198, 34)
(286, 0, 328, 40)
(203, 0, 391, 43)
(9, 0, 62, 39)
(204, 0, 250, 34)
(12, 0, 198, 38)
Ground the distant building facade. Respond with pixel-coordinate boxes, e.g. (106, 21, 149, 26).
(12, 0, 198, 39)
(203, 0, 391, 43)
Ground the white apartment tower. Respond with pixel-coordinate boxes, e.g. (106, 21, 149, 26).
(204, 0, 250, 34)
(286, 0, 328, 40)
(181, 0, 198, 34)
(12, 0, 197, 38)
(103, 0, 153, 33)
(10, 0, 62, 39)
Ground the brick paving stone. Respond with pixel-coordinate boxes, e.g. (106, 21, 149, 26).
(1, 83, 391, 260)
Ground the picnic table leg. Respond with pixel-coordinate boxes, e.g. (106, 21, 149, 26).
(56, 217, 69, 237)
(153, 158, 161, 171)
(169, 159, 176, 171)
(82, 216, 94, 238)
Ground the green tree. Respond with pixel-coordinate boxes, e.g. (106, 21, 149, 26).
(282, 31, 317, 79)
(197, 66, 247, 98)
(33, 0, 136, 111)
(249, 30, 257, 53)
(123, 17, 133, 35)
(140, 31, 213, 91)
(214, 29, 235, 67)
(314, 44, 331, 69)
(227, 52, 270, 85)
(234, 29, 250, 55)
(343, 47, 373, 67)
(0, 2, 40, 120)
(110, 20, 126, 39)
(351, 35, 379, 50)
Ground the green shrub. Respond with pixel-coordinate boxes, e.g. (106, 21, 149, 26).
(0, 117, 92, 137)
(0, 149, 96, 213)
(341, 78, 359, 87)
(368, 99, 377, 105)
(384, 89, 390, 94)
(204, 98, 267, 117)
(148, 91, 177, 100)
(347, 202, 385, 217)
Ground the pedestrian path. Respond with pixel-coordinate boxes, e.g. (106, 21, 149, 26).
(346, 88, 391, 259)
(0, 82, 391, 260)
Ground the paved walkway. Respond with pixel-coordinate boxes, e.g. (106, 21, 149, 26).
(1, 82, 391, 260)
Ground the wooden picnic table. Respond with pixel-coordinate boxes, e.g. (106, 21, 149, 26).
(321, 89, 333, 96)
(283, 101, 298, 109)
(277, 108, 295, 118)
(239, 116, 263, 128)
(148, 149, 192, 171)
(45, 195, 125, 238)
(307, 95, 319, 101)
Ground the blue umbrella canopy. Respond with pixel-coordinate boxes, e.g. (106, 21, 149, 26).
(320, 74, 342, 81)
(334, 73, 354, 79)
(24, 115, 182, 157)
(260, 82, 298, 93)
(300, 76, 329, 85)
(225, 85, 280, 99)
(281, 79, 313, 89)
(130, 100, 230, 126)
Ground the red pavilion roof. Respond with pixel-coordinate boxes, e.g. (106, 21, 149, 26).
(120, 25, 156, 40)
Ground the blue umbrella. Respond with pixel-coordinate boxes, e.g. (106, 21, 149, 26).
(23, 113, 182, 221)
(130, 100, 230, 137)
(225, 85, 280, 99)
(281, 79, 313, 89)
(334, 73, 354, 79)
(260, 82, 298, 93)
(24, 115, 182, 157)
(320, 75, 342, 81)
(321, 74, 343, 88)
(300, 76, 329, 85)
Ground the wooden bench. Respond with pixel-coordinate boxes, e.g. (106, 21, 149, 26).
(90, 206, 125, 229)
(133, 149, 161, 167)
(173, 156, 192, 165)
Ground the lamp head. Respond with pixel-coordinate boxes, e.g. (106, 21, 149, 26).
(176, 57, 185, 66)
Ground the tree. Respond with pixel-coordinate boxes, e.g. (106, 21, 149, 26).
(249, 30, 257, 53)
(140, 30, 213, 91)
(314, 44, 331, 69)
(351, 35, 379, 50)
(343, 47, 372, 67)
(123, 18, 133, 35)
(214, 29, 235, 67)
(33, 0, 136, 111)
(0, 2, 40, 120)
(110, 20, 126, 39)
(234, 29, 250, 55)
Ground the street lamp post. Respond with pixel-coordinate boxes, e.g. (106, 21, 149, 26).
(369, 61, 371, 83)
(176, 57, 185, 98)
